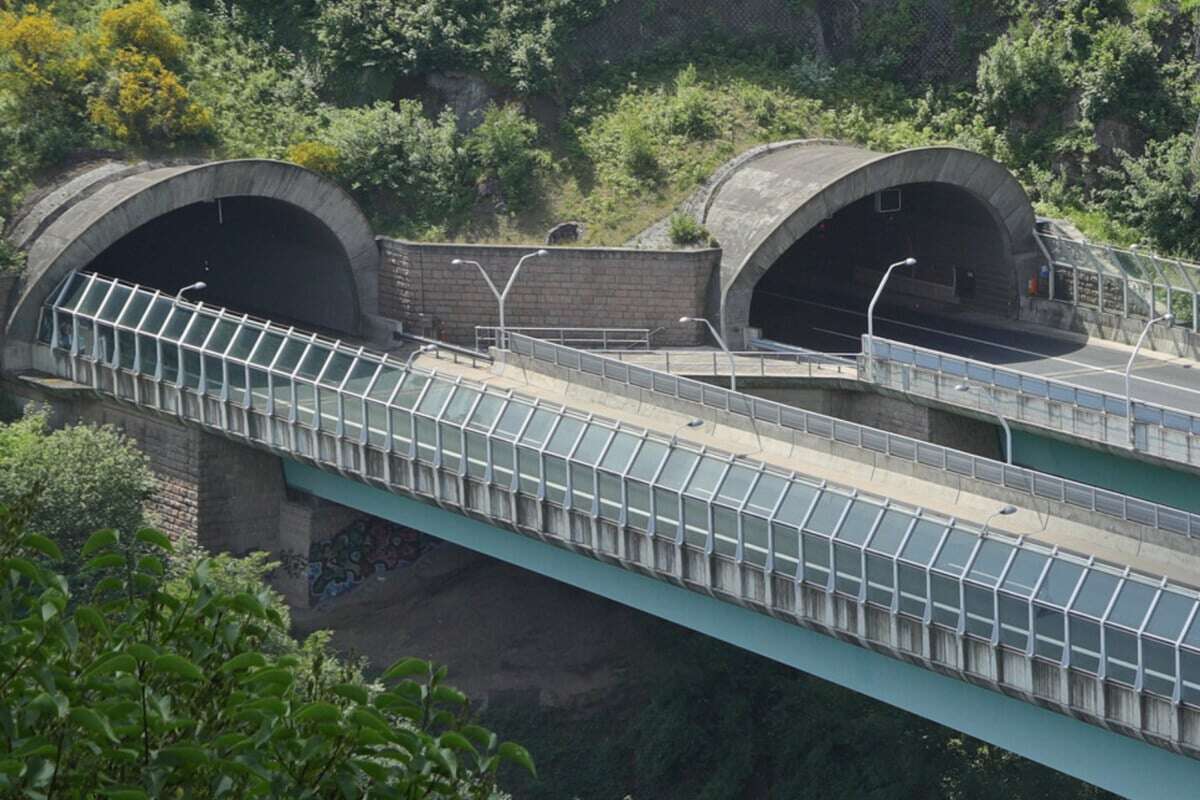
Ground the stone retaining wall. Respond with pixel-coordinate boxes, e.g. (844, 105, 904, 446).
(378, 238, 720, 347)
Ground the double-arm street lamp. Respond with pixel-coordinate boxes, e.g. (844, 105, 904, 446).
(452, 249, 549, 349)
(1126, 312, 1174, 448)
(866, 257, 917, 382)
(680, 316, 737, 393)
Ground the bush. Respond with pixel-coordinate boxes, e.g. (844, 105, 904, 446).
(668, 213, 711, 247)
(98, 0, 187, 67)
(287, 139, 340, 175)
(88, 48, 213, 145)
(1101, 133, 1200, 258)
(466, 103, 551, 211)
(976, 21, 1071, 130)
(618, 115, 659, 180)
(664, 65, 717, 140)
(1079, 21, 1177, 136)
(0, 409, 153, 569)
(0, 510, 534, 797)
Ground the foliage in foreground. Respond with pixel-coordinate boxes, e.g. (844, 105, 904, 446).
(0, 507, 533, 798)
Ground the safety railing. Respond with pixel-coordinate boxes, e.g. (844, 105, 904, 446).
(475, 326, 651, 352)
(1037, 233, 1200, 333)
(506, 332, 1200, 541)
(865, 336, 1200, 469)
(599, 349, 859, 379)
(33, 271, 1200, 749)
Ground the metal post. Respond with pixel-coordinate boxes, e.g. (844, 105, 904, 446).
(680, 316, 738, 393)
(955, 382, 1013, 465)
(452, 250, 547, 349)
(867, 257, 917, 382)
(1126, 312, 1174, 449)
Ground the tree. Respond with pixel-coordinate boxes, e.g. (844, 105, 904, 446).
(0, 505, 534, 797)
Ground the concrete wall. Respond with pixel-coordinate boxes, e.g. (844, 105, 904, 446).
(378, 238, 720, 346)
(1021, 295, 1200, 360)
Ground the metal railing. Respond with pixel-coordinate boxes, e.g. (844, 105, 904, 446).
(396, 331, 492, 369)
(34, 271, 1200, 754)
(865, 336, 1200, 469)
(506, 332, 1200, 541)
(1037, 233, 1200, 333)
(475, 326, 651, 352)
(600, 348, 859, 379)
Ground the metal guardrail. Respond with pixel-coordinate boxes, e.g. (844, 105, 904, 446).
(507, 332, 1200, 541)
(475, 326, 651, 352)
(1037, 233, 1200, 333)
(396, 331, 492, 368)
(35, 272, 1200, 748)
(866, 336, 1200, 469)
(600, 349, 859, 379)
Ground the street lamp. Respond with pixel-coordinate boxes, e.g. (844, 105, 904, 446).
(679, 316, 737, 393)
(866, 257, 917, 382)
(175, 281, 206, 303)
(452, 249, 548, 349)
(405, 343, 437, 371)
(955, 382, 1013, 466)
(982, 504, 1018, 538)
(671, 418, 704, 446)
(1126, 312, 1174, 448)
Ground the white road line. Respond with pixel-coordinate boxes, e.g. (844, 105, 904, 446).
(773, 293, 1200, 400)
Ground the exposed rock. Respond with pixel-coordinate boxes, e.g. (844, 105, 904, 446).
(426, 71, 502, 132)
(545, 221, 586, 246)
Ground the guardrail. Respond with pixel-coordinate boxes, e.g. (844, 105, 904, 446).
(865, 336, 1200, 469)
(475, 326, 651, 352)
(599, 348, 859, 379)
(1037, 233, 1200, 333)
(506, 332, 1200, 540)
(396, 332, 492, 369)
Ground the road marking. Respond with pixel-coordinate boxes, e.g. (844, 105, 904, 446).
(766, 293, 1200, 400)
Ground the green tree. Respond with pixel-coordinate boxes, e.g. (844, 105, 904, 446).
(0, 507, 534, 797)
(466, 103, 550, 212)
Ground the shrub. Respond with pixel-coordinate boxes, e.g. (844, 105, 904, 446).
(0, 510, 535, 797)
(0, 409, 153, 569)
(976, 21, 1071, 129)
(88, 48, 213, 145)
(664, 64, 717, 139)
(1079, 21, 1177, 136)
(287, 139, 340, 175)
(668, 213, 711, 247)
(98, 0, 187, 68)
(1101, 133, 1200, 258)
(618, 116, 659, 180)
(466, 103, 551, 211)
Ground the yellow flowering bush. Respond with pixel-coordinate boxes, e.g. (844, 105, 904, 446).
(0, 5, 88, 100)
(88, 49, 212, 145)
(287, 140, 341, 175)
(97, 0, 186, 67)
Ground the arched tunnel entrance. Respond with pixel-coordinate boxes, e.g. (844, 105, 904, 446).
(87, 196, 360, 335)
(748, 182, 1012, 346)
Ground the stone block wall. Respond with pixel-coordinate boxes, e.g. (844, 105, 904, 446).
(377, 238, 720, 347)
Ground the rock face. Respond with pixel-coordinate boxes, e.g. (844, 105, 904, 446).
(545, 221, 585, 246)
(426, 72, 502, 131)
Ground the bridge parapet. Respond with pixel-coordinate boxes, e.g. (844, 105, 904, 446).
(32, 271, 1200, 772)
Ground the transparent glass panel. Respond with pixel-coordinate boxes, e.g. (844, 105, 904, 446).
(182, 349, 202, 390)
(442, 387, 479, 425)
(494, 401, 533, 439)
(518, 408, 557, 447)
(865, 510, 913, 555)
(248, 368, 269, 410)
(776, 483, 818, 526)
(746, 473, 787, 516)
(79, 278, 112, 315)
(657, 450, 700, 492)
(1108, 580, 1157, 629)
(932, 530, 976, 577)
(294, 381, 315, 426)
(250, 331, 284, 366)
(628, 440, 669, 481)
(899, 520, 948, 566)
(1147, 591, 1196, 640)
(118, 291, 151, 328)
(139, 296, 174, 335)
(999, 594, 1030, 650)
(964, 585, 995, 639)
(966, 540, 1013, 587)
(416, 379, 454, 417)
(1071, 570, 1120, 618)
(802, 532, 830, 586)
(833, 543, 861, 597)
(393, 375, 429, 410)
(297, 345, 331, 380)
(228, 326, 262, 361)
(684, 457, 725, 500)
(1144, 640, 1177, 698)
(415, 417, 437, 463)
(320, 352, 356, 388)
(834, 501, 881, 545)
(274, 337, 308, 372)
(865, 554, 894, 607)
(368, 366, 403, 401)
(598, 473, 622, 521)
(599, 432, 639, 473)
(570, 463, 596, 509)
(1069, 617, 1101, 673)
(1035, 560, 1085, 608)
(465, 432, 488, 478)
(653, 487, 679, 534)
(897, 564, 926, 619)
(930, 575, 960, 628)
(545, 457, 567, 504)
(228, 362, 247, 406)
(467, 394, 505, 431)
(57, 272, 89, 312)
(1105, 628, 1139, 686)
(137, 335, 157, 374)
(573, 425, 612, 465)
(772, 523, 799, 575)
(1033, 607, 1065, 661)
(545, 416, 584, 454)
(182, 313, 216, 347)
(716, 465, 756, 506)
(117, 330, 136, 370)
(803, 491, 850, 535)
(271, 376, 292, 416)
(162, 307, 194, 341)
(626, 481, 651, 531)
(682, 497, 708, 547)
(440, 424, 462, 471)
(206, 319, 238, 354)
(204, 355, 223, 395)
(98, 284, 131, 321)
(743, 516, 768, 566)
(1002, 550, 1049, 597)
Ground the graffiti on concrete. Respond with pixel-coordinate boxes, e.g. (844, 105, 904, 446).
(308, 517, 432, 602)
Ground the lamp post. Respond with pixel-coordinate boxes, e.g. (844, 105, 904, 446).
(955, 382, 1013, 466)
(680, 316, 737, 393)
(671, 418, 704, 446)
(1126, 312, 1174, 448)
(982, 504, 1018, 538)
(405, 343, 437, 371)
(866, 257, 917, 382)
(452, 250, 548, 349)
(175, 281, 207, 303)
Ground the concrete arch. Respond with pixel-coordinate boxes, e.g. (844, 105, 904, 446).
(4, 158, 379, 370)
(704, 142, 1038, 340)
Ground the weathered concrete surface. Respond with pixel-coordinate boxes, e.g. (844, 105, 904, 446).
(4, 159, 380, 370)
(701, 142, 1039, 341)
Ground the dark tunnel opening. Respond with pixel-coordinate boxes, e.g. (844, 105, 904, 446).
(749, 182, 1013, 347)
(86, 196, 361, 335)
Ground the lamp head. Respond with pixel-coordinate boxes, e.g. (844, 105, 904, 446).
(679, 316, 693, 323)
(685, 419, 703, 429)
(954, 383, 971, 393)
(904, 257, 917, 266)
(451, 258, 464, 265)
(536, 249, 549, 256)
(998, 505, 1018, 516)
(1162, 313, 1176, 324)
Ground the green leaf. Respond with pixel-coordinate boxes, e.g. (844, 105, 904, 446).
(22, 533, 62, 561)
(70, 707, 119, 743)
(438, 732, 476, 754)
(295, 702, 341, 725)
(381, 657, 429, 681)
(220, 652, 267, 673)
(153, 654, 204, 682)
(230, 593, 264, 617)
(4, 556, 42, 584)
(156, 745, 210, 767)
(431, 685, 467, 707)
(84, 653, 137, 679)
(84, 553, 125, 572)
(349, 707, 391, 735)
(74, 606, 110, 639)
(136, 556, 164, 576)
(128, 643, 157, 661)
(101, 789, 149, 800)
(499, 741, 536, 777)
(331, 683, 369, 705)
(461, 724, 497, 751)
(240, 668, 293, 687)
(135, 528, 174, 552)
(81, 529, 119, 557)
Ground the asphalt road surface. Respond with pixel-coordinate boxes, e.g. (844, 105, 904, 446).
(754, 291, 1200, 412)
